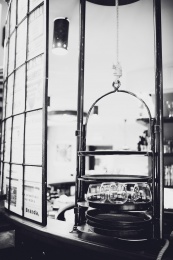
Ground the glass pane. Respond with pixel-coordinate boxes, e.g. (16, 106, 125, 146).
(4, 118, 12, 162)
(16, 19, 27, 68)
(14, 65, 25, 115)
(27, 5, 44, 60)
(17, 0, 28, 23)
(25, 110, 42, 165)
(6, 73, 14, 118)
(29, 0, 43, 12)
(4, 163, 10, 209)
(9, 0, 16, 34)
(11, 114, 24, 164)
(26, 54, 44, 111)
(2, 82, 6, 119)
(8, 164, 23, 215)
(8, 32, 16, 75)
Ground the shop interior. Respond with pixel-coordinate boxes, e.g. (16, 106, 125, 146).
(45, 0, 173, 222)
(0, 1, 173, 259)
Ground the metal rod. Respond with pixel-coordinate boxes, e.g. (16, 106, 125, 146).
(153, 0, 164, 240)
(75, 0, 86, 228)
(41, 0, 49, 226)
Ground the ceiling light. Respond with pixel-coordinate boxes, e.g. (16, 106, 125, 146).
(52, 17, 69, 55)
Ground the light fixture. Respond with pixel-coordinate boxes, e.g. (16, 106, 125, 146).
(52, 17, 69, 55)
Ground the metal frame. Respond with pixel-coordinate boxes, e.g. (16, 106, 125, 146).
(0, 0, 49, 226)
(75, 0, 164, 240)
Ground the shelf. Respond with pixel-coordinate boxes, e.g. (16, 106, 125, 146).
(136, 117, 173, 125)
(78, 150, 153, 156)
(164, 186, 173, 188)
(80, 175, 152, 182)
(88, 201, 152, 211)
(164, 153, 173, 157)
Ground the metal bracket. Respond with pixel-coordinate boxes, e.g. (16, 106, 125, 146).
(75, 130, 80, 136)
(47, 96, 50, 106)
(154, 125, 160, 133)
(74, 206, 80, 214)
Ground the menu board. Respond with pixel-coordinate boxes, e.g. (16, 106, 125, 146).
(5, 164, 23, 216)
(24, 166, 42, 222)
(1, 0, 48, 225)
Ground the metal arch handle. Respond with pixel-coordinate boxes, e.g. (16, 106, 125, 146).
(85, 88, 153, 137)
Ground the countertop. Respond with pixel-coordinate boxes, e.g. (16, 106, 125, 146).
(1, 207, 173, 260)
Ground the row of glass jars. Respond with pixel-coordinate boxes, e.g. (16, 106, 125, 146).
(86, 182, 152, 205)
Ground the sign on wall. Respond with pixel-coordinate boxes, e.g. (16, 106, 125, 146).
(0, 0, 48, 225)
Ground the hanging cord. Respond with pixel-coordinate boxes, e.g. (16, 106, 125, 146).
(116, 0, 119, 63)
(112, 0, 122, 90)
(156, 239, 170, 260)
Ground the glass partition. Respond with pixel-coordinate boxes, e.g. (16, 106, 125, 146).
(0, 0, 49, 226)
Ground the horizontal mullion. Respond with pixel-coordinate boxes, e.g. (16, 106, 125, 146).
(28, 1, 44, 16)
(1, 161, 42, 167)
(2, 107, 43, 121)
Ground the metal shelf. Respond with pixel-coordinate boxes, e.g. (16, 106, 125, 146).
(164, 153, 173, 157)
(136, 117, 173, 125)
(78, 150, 153, 156)
(80, 174, 151, 182)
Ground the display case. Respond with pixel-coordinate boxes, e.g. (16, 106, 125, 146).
(74, 0, 165, 243)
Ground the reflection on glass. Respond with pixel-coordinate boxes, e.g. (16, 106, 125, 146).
(86, 182, 152, 205)
(109, 183, 128, 204)
(166, 101, 173, 118)
(86, 184, 101, 202)
(100, 182, 114, 202)
(132, 183, 152, 204)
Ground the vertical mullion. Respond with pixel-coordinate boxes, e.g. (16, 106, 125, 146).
(7, 4, 12, 211)
(153, 0, 164, 240)
(8, 0, 18, 211)
(75, 0, 86, 228)
(42, 0, 49, 226)
(1, 13, 11, 195)
(22, 0, 29, 218)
